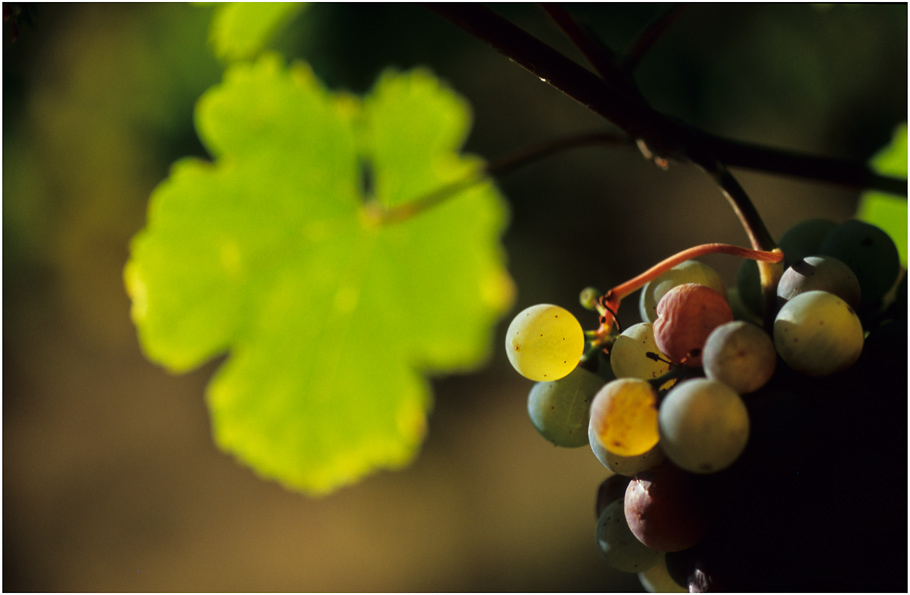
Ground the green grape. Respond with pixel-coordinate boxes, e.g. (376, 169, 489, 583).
(596, 499, 662, 573)
(658, 378, 749, 474)
(505, 304, 585, 381)
(609, 322, 672, 381)
(639, 260, 727, 323)
(737, 218, 838, 315)
(639, 553, 688, 593)
(779, 218, 840, 262)
(777, 255, 861, 310)
(773, 290, 864, 376)
(589, 422, 665, 476)
(702, 321, 776, 394)
(819, 219, 901, 310)
(589, 378, 660, 457)
(595, 474, 632, 519)
(527, 367, 604, 447)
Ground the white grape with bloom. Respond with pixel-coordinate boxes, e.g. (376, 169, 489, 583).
(773, 290, 864, 377)
(702, 320, 776, 394)
(505, 304, 584, 381)
(658, 378, 750, 473)
(610, 322, 673, 381)
(776, 255, 861, 309)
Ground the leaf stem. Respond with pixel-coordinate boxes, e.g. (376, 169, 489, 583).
(368, 131, 627, 224)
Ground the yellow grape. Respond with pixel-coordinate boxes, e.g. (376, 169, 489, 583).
(505, 304, 585, 381)
(589, 377, 660, 457)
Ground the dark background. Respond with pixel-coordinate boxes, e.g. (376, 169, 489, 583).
(3, 3, 906, 591)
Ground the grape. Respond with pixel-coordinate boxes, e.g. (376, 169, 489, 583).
(527, 367, 603, 447)
(819, 219, 901, 309)
(596, 499, 662, 573)
(609, 322, 673, 382)
(505, 304, 585, 381)
(737, 218, 838, 315)
(702, 321, 776, 394)
(658, 378, 749, 473)
(595, 474, 631, 518)
(779, 218, 840, 262)
(589, 378, 660, 457)
(638, 553, 687, 593)
(589, 422, 665, 476)
(773, 290, 863, 376)
(777, 255, 861, 309)
(624, 463, 706, 552)
(639, 260, 727, 323)
(653, 284, 733, 367)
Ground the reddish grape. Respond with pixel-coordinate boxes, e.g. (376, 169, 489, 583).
(623, 463, 707, 552)
(652, 284, 733, 367)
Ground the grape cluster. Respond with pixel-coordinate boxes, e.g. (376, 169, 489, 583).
(507, 219, 907, 592)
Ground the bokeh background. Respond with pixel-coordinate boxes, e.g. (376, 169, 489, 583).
(3, 3, 906, 592)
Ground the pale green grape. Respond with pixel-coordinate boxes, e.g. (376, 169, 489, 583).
(639, 553, 687, 593)
(505, 304, 585, 381)
(527, 367, 604, 447)
(658, 378, 750, 474)
(702, 321, 776, 394)
(589, 378, 660, 457)
(596, 499, 662, 573)
(777, 255, 861, 309)
(589, 422, 665, 476)
(640, 260, 727, 323)
(609, 322, 672, 381)
(773, 290, 864, 376)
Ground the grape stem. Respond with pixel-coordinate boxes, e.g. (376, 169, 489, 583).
(594, 243, 783, 340)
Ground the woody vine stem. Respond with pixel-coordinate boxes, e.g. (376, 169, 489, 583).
(424, 3, 907, 322)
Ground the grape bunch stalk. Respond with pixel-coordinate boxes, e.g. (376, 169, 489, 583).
(506, 218, 906, 592)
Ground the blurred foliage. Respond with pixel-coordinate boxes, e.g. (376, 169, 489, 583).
(3, 3, 905, 592)
(126, 56, 514, 494)
(207, 2, 307, 62)
(858, 123, 908, 267)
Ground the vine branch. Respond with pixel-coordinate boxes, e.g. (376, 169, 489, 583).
(425, 3, 907, 197)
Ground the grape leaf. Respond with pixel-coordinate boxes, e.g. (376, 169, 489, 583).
(208, 2, 306, 62)
(125, 54, 514, 494)
(857, 122, 908, 267)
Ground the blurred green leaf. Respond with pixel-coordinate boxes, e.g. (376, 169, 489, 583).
(857, 123, 908, 267)
(125, 54, 514, 494)
(208, 2, 306, 62)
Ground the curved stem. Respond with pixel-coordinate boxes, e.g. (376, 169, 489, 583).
(595, 243, 783, 339)
(609, 243, 782, 302)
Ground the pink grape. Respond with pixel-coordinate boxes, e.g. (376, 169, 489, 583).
(653, 284, 733, 367)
